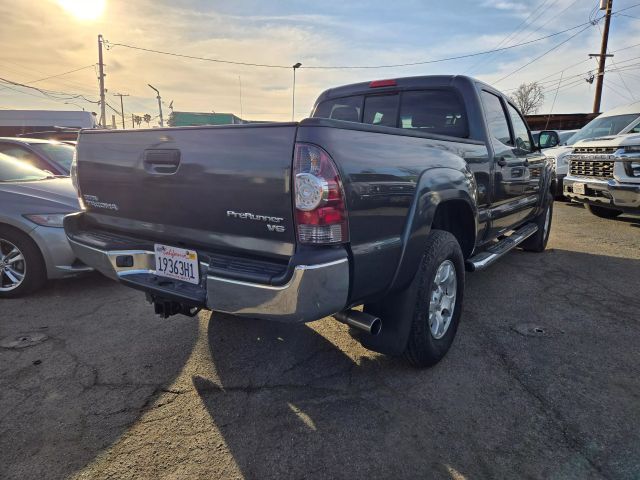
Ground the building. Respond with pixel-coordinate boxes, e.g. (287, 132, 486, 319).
(168, 111, 244, 127)
(0, 110, 96, 137)
(525, 113, 600, 131)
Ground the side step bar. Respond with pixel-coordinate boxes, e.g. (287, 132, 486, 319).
(465, 223, 538, 272)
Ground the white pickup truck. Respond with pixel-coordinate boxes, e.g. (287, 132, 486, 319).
(545, 101, 640, 199)
(563, 130, 640, 218)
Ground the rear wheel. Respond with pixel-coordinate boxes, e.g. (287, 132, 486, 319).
(0, 227, 46, 298)
(585, 204, 623, 219)
(403, 231, 464, 368)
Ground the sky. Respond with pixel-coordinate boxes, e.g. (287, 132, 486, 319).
(0, 0, 639, 124)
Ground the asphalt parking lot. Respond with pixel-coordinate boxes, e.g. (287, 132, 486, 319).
(1, 202, 639, 480)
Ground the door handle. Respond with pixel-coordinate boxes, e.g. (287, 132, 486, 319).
(143, 149, 181, 174)
(497, 157, 507, 167)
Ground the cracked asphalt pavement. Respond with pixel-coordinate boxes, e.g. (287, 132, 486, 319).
(1, 202, 639, 479)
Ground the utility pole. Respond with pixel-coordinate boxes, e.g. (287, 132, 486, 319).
(148, 84, 164, 127)
(131, 113, 135, 128)
(113, 93, 129, 129)
(98, 34, 107, 128)
(292, 63, 301, 121)
(591, 0, 613, 113)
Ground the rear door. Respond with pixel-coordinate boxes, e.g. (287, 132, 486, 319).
(480, 90, 536, 235)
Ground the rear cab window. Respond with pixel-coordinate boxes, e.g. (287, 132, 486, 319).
(312, 96, 363, 122)
(399, 90, 468, 137)
(313, 88, 469, 138)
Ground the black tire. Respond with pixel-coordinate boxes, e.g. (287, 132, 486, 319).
(585, 204, 623, 219)
(553, 180, 565, 201)
(0, 226, 47, 298)
(521, 194, 553, 253)
(368, 230, 465, 368)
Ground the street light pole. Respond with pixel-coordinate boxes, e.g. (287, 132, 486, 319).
(148, 84, 164, 127)
(292, 63, 301, 122)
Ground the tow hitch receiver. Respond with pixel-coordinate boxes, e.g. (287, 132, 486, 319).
(146, 294, 201, 319)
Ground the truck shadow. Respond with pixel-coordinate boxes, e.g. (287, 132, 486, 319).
(0, 272, 199, 480)
(194, 247, 640, 479)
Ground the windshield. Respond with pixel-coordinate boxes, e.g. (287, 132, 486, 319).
(0, 153, 51, 182)
(567, 113, 640, 145)
(28, 142, 75, 172)
(558, 131, 576, 144)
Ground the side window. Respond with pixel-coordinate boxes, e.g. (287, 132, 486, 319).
(480, 91, 511, 145)
(629, 123, 640, 134)
(0, 144, 47, 170)
(313, 95, 363, 122)
(507, 103, 532, 152)
(363, 95, 399, 127)
(399, 90, 468, 138)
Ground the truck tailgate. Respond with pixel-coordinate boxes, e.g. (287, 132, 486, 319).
(76, 124, 297, 259)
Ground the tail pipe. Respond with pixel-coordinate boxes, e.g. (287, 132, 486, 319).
(333, 309, 382, 336)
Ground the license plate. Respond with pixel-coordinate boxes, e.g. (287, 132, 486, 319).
(154, 244, 199, 285)
(573, 183, 586, 195)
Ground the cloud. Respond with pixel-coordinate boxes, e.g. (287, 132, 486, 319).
(0, 0, 637, 120)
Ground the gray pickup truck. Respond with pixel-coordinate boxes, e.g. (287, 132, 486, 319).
(65, 75, 554, 368)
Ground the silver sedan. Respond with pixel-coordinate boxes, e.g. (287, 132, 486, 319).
(0, 153, 91, 297)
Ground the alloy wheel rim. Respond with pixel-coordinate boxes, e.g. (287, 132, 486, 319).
(429, 259, 457, 339)
(0, 239, 26, 292)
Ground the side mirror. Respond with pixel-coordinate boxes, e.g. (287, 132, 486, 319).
(538, 130, 560, 150)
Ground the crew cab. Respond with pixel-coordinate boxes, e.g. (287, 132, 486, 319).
(564, 132, 640, 218)
(64, 75, 554, 368)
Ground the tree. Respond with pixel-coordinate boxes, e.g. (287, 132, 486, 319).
(134, 115, 143, 127)
(143, 114, 151, 127)
(509, 82, 545, 115)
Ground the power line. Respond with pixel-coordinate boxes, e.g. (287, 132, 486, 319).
(0, 76, 100, 104)
(104, 21, 600, 70)
(596, 21, 636, 100)
(464, 0, 551, 75)
(494, 23, 595, 84)
(502, 41, 640, 92)
(20, 64, 96, 86)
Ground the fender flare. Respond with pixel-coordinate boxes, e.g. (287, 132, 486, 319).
(358, 166, 478, 356)
(388, 166, 478, 294)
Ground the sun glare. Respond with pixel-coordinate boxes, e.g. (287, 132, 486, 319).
(56, 0, 106, 21)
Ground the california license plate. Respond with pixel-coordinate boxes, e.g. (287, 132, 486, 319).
(572, 183, 586, 195)
(154, 244, 199, 285)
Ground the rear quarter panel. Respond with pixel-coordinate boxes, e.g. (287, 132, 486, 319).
(296, 122, 487, 303)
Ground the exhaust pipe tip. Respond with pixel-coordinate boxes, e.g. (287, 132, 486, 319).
(334, 309, 382, 336)
(369, 316, 382, 336)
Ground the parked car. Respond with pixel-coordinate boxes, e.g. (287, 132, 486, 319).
(0, 153, 91, 297)
(563, 132, 640, 218)
(544, 101, 640, 198)
(0, 137, 76, 176)
(532, 129, 578, 149)
(65, 75, 554, 368)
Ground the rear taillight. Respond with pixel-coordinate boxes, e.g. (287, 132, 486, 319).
(293, 143, 348, 244)
(70, 149, 86, 210)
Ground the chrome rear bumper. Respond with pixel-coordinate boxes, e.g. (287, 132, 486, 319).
(67, 237, 349, 323)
